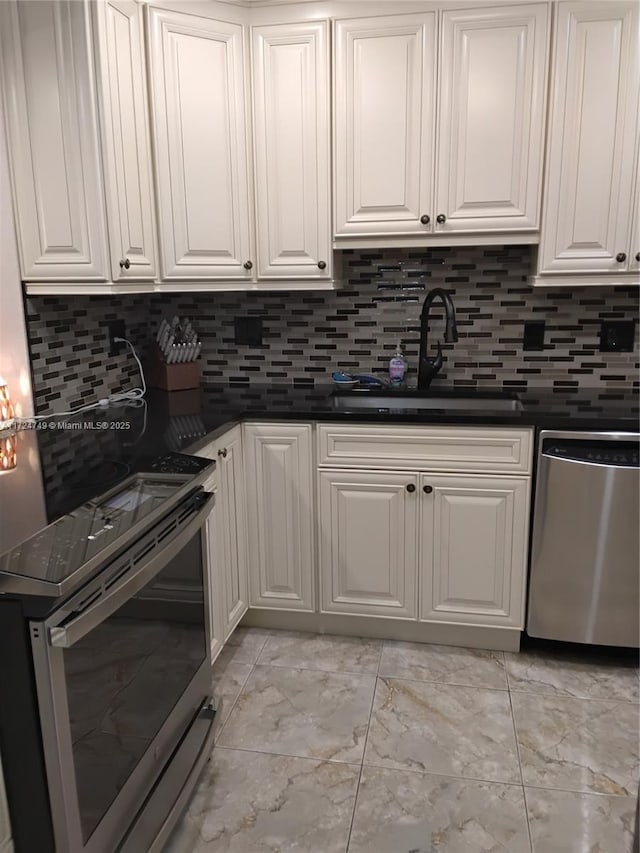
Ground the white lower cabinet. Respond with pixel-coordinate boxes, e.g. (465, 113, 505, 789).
(318, 470, 417, 619)
(201, 422, 532, 649)
(215, 427, 249, 639)
(316, 424, 533, 633)
(203, 468, 225, 664)
(420, 474, 529, 628)
(244, 424, 315, 611)
(199, 426, 249, 657)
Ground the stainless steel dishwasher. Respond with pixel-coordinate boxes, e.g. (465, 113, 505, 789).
(527, 430, 639, 647)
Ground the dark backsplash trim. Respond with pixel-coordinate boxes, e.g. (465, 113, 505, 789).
(25, 246, 639, 415)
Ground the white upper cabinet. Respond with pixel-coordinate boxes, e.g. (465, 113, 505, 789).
(0, 0, 109, 281)
(435, 4, 549, 233)
(538, 1, 640, 278)
(630, 163, 640, 273)
(146, 6, 253, 280)
(334, 13, 437, 237)
(94, 0, 157, 281)
(252, 21, 331, 279)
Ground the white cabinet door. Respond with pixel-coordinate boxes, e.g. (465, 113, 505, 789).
(252, 21, 331, 279)
(216, 426, 249, 639)
(539, 1, 639, 274)
(420, 474, 529, 628)
(0, 754, 11, 853)
(0, 0, 108, 280)
(244, 424, 315, 611)
(628, 153, 640, 274)
(146, 6, 253, 280)
(318, 470, 418, 619)
(203, 469, 225, 664)
(436, 4, 549, 233)
(334, 13, 437, 237)
(94, 0, 157, 281)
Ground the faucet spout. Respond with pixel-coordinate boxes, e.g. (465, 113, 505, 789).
(417, 288, 458, 390)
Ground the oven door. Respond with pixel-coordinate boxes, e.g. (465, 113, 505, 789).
(30, 489, 214, 853)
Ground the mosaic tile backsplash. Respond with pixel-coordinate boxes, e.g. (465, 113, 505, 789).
(26, 246, 639, 415)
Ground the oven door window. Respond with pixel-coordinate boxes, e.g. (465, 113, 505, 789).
(63, 533, 207, 843)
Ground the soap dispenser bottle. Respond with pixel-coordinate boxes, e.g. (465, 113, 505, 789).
(389, 342, 407, 387)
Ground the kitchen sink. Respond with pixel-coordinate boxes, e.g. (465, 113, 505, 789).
(332, 391, 523, 412)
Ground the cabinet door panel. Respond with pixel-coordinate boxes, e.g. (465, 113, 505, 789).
(334, 14, 436, 236)
(253, 22, 331, 278)
(147, 7, 252, 280)
(244, 424, 314, 611)
(95, 0, 157, 280)
(420, 475, 529, 628)
(630, 163, 640, 273)
(204, 470, 225, 664)
(436, 5, 549, 232)
(218, 427, 248, 638)
(319, 470, 417, 618)
(540, 2, 639, 273)
(0, 0, 108, 280)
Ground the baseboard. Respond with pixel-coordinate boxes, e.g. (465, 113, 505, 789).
(241, 609, 522, 652)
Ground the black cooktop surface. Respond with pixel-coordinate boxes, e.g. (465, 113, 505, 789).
(0, 447, 213, 598)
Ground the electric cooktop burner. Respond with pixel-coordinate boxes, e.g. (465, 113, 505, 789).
(0, 453, 214, 599)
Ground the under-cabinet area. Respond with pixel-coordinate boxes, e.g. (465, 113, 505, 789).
(197, 420, 534, 658)
(0, 0, 638, 292)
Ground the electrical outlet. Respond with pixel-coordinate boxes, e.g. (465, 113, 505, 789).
(599, 320, 636, 352)
(523, 320, 546, 351)
(234, 316, 263, 346)
(108, 320, 126, 357)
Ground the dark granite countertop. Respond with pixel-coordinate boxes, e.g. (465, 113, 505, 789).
(1, 383, 637, 557)
(183, 383, 640, 450)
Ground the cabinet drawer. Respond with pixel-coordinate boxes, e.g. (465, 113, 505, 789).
(317, 424, 533, 474)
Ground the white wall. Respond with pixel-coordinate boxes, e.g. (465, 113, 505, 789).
(0, 95, 46, 558)
(0, 93, 33, 418)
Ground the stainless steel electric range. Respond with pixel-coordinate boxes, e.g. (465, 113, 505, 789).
(0, 446, 218, 853)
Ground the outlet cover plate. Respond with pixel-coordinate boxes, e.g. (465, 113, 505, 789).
(234, 316, 263, 346)
(599, 320, 635, 353)
(108, 320, 126, 357)
(523, 320, 546, 351)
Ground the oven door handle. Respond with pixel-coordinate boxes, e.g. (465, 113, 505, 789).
(49, 492, 215, 649)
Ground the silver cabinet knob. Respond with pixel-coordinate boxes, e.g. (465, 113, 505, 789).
(243, 260, 253, 270)
(318, 260, 327, 270)
(119, 258, 131, 270)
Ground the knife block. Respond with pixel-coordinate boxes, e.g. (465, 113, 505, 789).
(146, 347, 201, 392)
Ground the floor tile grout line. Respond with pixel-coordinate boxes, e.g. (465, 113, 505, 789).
(249, 660, 381, 677)
(360, 759, 525, 788)
(214, 743, 363, 769)
(376, 671, 510, 692)
(345, 646, 383, 852)
(507, 689, 534, 853)
(522, 786, 535, 853)
(522, 782, 638, 799)
(507, 686, 640, 704)
(213, 661, 256, 744)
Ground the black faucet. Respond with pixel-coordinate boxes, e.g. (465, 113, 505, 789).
(417, 288, 458, 390)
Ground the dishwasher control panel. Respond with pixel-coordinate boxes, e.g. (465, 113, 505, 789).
(543, 439, 639, 467)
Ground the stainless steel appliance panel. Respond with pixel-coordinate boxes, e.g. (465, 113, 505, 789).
(528, 431, 639, 647)
(30, 490, 215, 853)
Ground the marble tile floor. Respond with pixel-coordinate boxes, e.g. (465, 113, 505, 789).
(166, 628, 640, 853)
